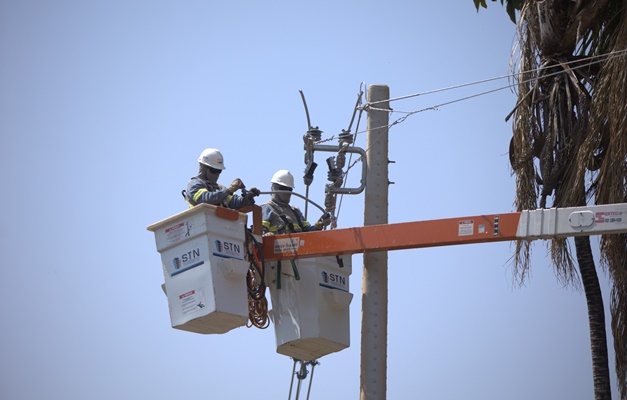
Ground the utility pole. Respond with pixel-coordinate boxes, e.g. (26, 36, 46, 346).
(361, 84, 390, 400)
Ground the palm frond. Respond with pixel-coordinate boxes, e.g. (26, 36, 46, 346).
(588, 6, 627, 396)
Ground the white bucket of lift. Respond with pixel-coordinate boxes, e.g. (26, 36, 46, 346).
(267, 255, 353, 361)
(147, 204, 250, 334)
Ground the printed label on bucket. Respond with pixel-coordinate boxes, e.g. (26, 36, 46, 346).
(168, 246, 206, 276)
(212, 239, 244, 260)
(320, 270, 349, 292)
(164, 220, 193, 245)
(274, 237, 300, 253)
(179, 289, 206, 316)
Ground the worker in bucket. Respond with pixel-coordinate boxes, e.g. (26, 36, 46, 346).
(183, 148, 260, 209)
(261, 169, 332, 236)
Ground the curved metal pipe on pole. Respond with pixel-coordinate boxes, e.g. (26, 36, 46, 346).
(311, 144, 368, 195)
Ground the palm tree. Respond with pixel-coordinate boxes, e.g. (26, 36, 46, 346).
(474, 1, 627, 399)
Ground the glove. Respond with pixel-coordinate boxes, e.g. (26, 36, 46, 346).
(227, 178, 244, 194)
(243, 187, 260, 204)
(314, 212, 332, 230)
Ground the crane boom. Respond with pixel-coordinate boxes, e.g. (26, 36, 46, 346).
(260, 203, 627, 262)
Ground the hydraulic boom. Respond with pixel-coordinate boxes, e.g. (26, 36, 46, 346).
(261, 203, 627, 262)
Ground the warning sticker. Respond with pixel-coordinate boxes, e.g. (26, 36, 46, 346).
(458, 220, 474, 236)
(274, 237, 300, 253)
(179, 289, 206, 316)
(164, 220, 193, 245)
(595, 211, 623, 223)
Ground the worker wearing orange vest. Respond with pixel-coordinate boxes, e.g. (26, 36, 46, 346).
(184, 148, 260, 209)
(261, 170, 331, 236)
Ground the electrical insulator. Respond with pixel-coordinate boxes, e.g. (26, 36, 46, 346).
(324, 186, 336, 211)
(303, 161, 317, 186)
(326, 157, 342, 182)
(336, 152, 346, 170)
(338, 129, 353, 145)
(306, 126, 322, 141)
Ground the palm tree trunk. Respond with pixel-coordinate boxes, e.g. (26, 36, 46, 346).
(575, 235, 612, 400)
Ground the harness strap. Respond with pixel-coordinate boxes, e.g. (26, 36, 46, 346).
(268, 201, 305, 233)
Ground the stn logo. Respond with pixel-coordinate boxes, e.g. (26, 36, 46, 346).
(168, 248, 204, 276)
(214, 239, 243, 259)
(320, 270, 348, 291)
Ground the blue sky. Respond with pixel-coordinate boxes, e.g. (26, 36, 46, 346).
(0, 1, 618, 399)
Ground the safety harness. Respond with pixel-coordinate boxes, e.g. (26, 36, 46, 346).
(266, 200, 306, 233)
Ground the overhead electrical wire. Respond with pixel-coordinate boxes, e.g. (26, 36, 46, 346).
(345, 48, 627, 165)
(308, 49, 627, 228)
(365, 47, 627, 108)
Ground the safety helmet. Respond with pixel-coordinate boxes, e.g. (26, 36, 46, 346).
(270, 169, 295, 189)
(198, 148, 225, 170)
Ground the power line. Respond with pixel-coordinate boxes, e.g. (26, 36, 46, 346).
(365, 48, 627, 108)
(341, 48, 627, 175)
(356, 48, 627, 137)
(317, 48, 627, 225)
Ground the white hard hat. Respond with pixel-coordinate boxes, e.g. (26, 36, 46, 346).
(271, 169, 295, 189)
(198, 148, 225, 170)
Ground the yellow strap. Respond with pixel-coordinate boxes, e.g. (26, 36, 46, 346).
(262, 220, 277, 233)
(192, 188, 209, 203)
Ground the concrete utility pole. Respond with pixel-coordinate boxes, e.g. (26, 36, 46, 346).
(361, 84, 390, 400)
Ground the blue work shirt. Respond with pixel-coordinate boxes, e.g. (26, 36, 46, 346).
(186, 176, 252, 209)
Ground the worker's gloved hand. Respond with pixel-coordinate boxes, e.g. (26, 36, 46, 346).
(243, 187, 260, 205)
(227, 178, 245, 194)
(263, 231, 275, 237)
(314, 212, 332, 230)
